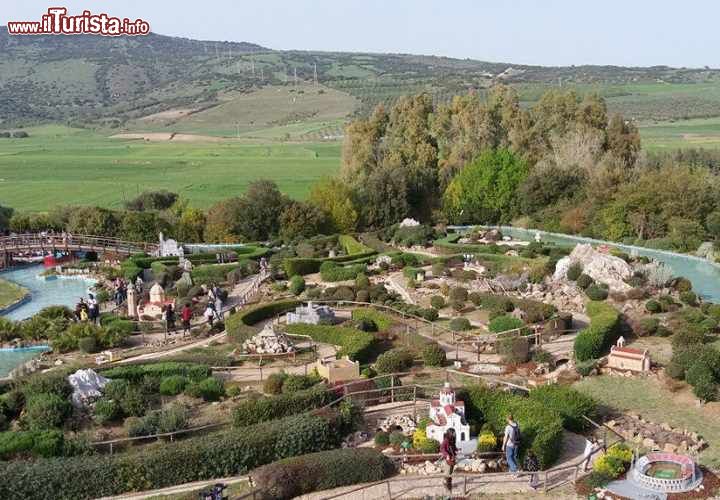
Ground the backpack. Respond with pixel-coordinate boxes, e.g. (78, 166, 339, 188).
(510, 423, 521, 445)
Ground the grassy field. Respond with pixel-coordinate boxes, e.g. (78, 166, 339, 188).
(575, 375, 720, 467)
(639, 116, 720, 149)
(0, 278, 28, 309)
(0, 125, 341, 211)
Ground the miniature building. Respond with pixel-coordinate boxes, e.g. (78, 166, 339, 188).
(286, 301, 335, 325)
(426, 382, 477, 454)
(242, 324, 294, 354)
(607, 345, 651, 372)
(157, 232, 184, 257)
(315, 356, 360, 383)
(137, 282, 174, 319)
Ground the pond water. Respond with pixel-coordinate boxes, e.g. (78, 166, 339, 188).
(452, 225, 720, 302)
(0, 265, 96, 321)
(0, 346, 50, 378)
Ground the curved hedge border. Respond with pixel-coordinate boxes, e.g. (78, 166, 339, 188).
(251, 448, 395, 499)
(0, 412, 349, 500)
(284, 323, 375, 363)
(573, 302, 621, 362)
(100, 362, 211, 382)
(283, 235, 376, 276)
(232, 385, 334, 427)
(464, 385, 564, 469)
(351, 308, 393, 331)
(226, 300, 300, 344)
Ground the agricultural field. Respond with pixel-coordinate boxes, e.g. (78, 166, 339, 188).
(0, 125, 341, 211)
(639, 116, 720, 150)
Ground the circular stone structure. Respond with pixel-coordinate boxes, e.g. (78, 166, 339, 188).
(631, 452, 703, 493)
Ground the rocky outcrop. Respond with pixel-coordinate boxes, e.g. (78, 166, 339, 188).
(377, 414, 416, 433)
(241, 324, 295, 354)
(554, 244, 633, 291)
(605, 414, 707, 453)
(69, 369, 108, 408)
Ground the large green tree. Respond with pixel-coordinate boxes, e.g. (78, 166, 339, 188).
(443, 149, 529, 224)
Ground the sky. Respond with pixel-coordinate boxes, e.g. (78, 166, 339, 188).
(3, 1, 719, 68)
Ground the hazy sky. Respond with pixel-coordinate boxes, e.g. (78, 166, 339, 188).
(3, 1, 718, 67)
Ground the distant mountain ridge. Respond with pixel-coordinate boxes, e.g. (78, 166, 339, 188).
(2, 26, 720, 126)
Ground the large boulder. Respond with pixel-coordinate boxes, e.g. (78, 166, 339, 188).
(68, 368, 109, 408)
(553, 244, 632, 291)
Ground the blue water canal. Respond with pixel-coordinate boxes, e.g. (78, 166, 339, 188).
(0, 265, 96, 377)
(467, 226, 720, 303)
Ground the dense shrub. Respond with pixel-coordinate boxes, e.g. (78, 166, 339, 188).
(185, 377, 224, 402)
(285, 324, 375, 363)
(449, 317, 472, 331)
(422, 343, 446, 367)
(263, 372, 288, 395)
(374, 349, 414, 374)
(78, 336, 99, 354)
(94, 398, 121, 425)
(319, 262, 366, 282)
(495, 332, 530, 364)
(281, 374, 321, 394)
(351, 309, 392, 331)
(674, 277, 693, 293)
(464, 385, 563, 468)
(0, 430, 65, 460)
(645, 300, 662, 313)
(514, 299, 557, 323)
(430, 295, 445, 309)
(117, 386, 151, 417)
(488, 315, 524, 333)
(159, 376, 189, 396)
(573, 302, 621, 362)
(102, 362, 211, 383)
(529, 385, 597, 432)
(23, 394, 71, 430)
(576, 274, 594, 289)
(448, 286, 468, 303)
(232, 385, 333, 427)
(126, 403, 190, 437)
(251, 448, 394, 500)
(566, 263, 583, 281)
(288, 275, 306, 296)
(637, 317, 660, 336)
(585, 284, 609, 301)
(680, 291, 698, 306)
(374, 431, 390, 446)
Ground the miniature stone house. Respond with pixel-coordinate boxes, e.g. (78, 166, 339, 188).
(136, 282, 174, 320)
(315, 356, 360, 383)
(426, 382, 477, 454)
(286, 302, 335, 325)
(607, 345, 651, 372)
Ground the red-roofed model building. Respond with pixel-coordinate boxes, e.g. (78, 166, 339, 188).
(607, 343, 651, 372)
(426, 382, 477, 453)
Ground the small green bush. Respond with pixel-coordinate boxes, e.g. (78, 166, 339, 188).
(389, 430, 406, 446)
(585, 284, 609, 301)
(77, 336, 99, 354)
(374, 431, 390, 446)
(288, 275, 306, 296)
(488, 315, 524, 333)
(185, 377, 225, 402)
(23, 394, 71, 430)
(422, 343, 446, 367)
(566, 263, 583, 281)
(159, 376, 189, 396)
(449, 317, 472, 331)
(94, 398, 121, 425)
(430, 295, 445, 309)
(374, 349, 414, 374)
(680, 291, 698, 307)
(263, 372, 288, 395)
(576, 274, 594, 289)
(496, 332, 530, 364)
(645, 300, 662, 313)
(448, 286, 468, 303)
(674, 277, 693, 292)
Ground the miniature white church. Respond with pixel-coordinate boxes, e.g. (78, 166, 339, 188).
(426, 382, 477, 454)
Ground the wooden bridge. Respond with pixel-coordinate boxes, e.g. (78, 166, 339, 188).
(0, 233, 157, 263)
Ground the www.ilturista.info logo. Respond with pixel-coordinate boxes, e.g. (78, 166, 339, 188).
(7, 7, 150, 36)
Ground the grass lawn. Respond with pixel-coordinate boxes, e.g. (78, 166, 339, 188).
(640, 116, 720, 150)
(0, 125, 342, 211)
(0, 278, 28, 309)
(575, 375, 720, 467)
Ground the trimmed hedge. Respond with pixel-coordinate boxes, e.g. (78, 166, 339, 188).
(338, 235, 373, 256)
(319, 262, 366, 282)
(351, 308, 393, 331)
(0, 430, 65, 460)
(285, 324, 375, 363)
(232, 385, 333, 427)
(101, 362, 211, 383)
(251, 448, 395, 500)
(573, 302, 621, 362)
(0, 411, 351, 500)
(528, 385, 597, 433)
(226, 300, 300, 344)
(464, 385, 563, 469)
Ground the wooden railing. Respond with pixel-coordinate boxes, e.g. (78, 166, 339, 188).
(0, 233, 157, 255)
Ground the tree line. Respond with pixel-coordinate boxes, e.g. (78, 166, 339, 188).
(4, 85, 720, 252)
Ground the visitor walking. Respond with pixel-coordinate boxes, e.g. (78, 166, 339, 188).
(583, 436, 599, 472)
(440, 428, 458, 491)
(502, 414, 521, 473)
(204, 303, 216, 328)
(523, 450, 540, 489)
(165, 303, 176, 335)
(181, 303, 192, 337)
(88, 294, 99, 324)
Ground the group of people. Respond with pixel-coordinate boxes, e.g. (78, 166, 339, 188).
(203, 283, 224, 327)
(440, 414, 600, 492)
(74, 294, 99, 323)
(112, 277, 129, 307)
(161, 302, 194, 337)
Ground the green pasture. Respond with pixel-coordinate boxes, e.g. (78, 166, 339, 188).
(0, 126, 342, 211)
